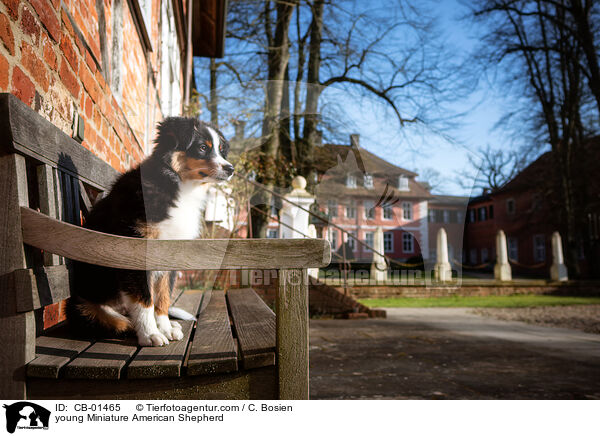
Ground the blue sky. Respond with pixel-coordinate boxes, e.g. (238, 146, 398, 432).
(194, 0, 521, 197)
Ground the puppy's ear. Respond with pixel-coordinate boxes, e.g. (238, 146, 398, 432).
(156, 117, 195, 152)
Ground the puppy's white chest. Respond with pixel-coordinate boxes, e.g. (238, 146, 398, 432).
(156, 182, 208, 240)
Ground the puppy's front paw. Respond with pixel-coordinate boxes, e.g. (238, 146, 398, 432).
(159, 324, 183, 341)
(138, 332, 169, 347)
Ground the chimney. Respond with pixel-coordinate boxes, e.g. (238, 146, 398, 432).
(350, 134, 360, 148)
(234, 120, 246, 140)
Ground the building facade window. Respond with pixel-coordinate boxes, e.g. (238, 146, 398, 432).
(363, 173, 373, 189)
(402, 233, 414, 253)
(489, 205, 494, 219)
(398, 175, 409, 191)
(328, 228, 338, 250)
(364, 200, 375, 219)
(345, 201, 356, 219)
(402, 202, 412, 220)
(478, 207, 487, 221)
(327, 200, 338, 217)
(364, 232, 374, 252)
(508, 237, 518, 261)
(443, 210, 450, 223)
(348, 231, 357, 251)
(383, 204, 393, 220)
(469, 248, 477, 264)
(506, 198, 516, 215)
(346, 175, 356, 188)
(469, 209, 476, 223)
(533, 234, 546, 262)
(481, 247, 489, 263)
(384, 232, 393, 252)
(267, 229, 278, 239)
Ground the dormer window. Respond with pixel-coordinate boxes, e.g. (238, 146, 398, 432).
(346, 175, 357, 188)
(398, 175, 409, 191)
(363, 173, 373, 189)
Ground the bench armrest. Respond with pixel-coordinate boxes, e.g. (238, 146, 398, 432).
(21, 207, 331, 270)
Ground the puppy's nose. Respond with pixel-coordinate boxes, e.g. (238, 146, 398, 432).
(223, 164, 234, 176)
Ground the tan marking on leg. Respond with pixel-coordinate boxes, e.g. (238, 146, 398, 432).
(135, 221, 160, 239)
(153, 273, 171, 316)
(77, 300, 131, 333)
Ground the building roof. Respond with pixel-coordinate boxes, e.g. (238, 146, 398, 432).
(313, 143, 431, 199)
(429, 195, 470, 206)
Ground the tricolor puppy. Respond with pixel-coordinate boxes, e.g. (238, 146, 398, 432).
(67, 117, 234, 346)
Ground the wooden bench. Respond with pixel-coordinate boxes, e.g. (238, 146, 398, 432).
(0, 93, 331, 400)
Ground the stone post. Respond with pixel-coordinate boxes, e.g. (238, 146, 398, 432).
(550, 231, 568, 281)
(370, 226, 387, 283)
(307, 224, 319, 279)
(494, 230, 512, 281)
(279, 176, 315, 239)
(434, 228, 452, 282)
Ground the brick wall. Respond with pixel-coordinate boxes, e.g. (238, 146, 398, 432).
(0, 0, 177, 173)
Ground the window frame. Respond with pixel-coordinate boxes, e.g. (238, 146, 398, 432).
(402, 232, 414, 253)
(402, 202, 413, 220)
(384, 232, 394, 253)
(364, 200, 375, 220)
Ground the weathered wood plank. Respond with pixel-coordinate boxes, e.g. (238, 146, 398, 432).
(187, 290, 237, 376)
(60, 171, 74, 224)
(28, 366, 278, 400)
(64, 338, 138, 380)
(0, 93, 118, 190)
(172, 289, 203, 316)
(1, 264, 71, 312)
(21, 207, 332, 270)
(277, 269, 309, 400)
(27, 335, 92, 379)
(227, 288, 276, 370)
(78, 180, 93, 216)
(0, 153, 36, 399)
(36, 164, 61, 265)
(127, 321, 194, 379)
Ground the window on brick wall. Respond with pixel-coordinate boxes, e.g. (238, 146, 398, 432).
(328, 228, 338, 250)
(267, 229, 279, 239)
(110, 0, 124, 104)
(364, 232, 374, 252)
(402, 202, 412, 220)
(533, 234, 546, 262)
(348, 231, 357, 251)
(364, 201, 375, 219)
(384, 232, 393, 252)
(160, 0, 182, 116)
(345, 201, 356, 219)
(402, 233, 414, 253)
(508, 237, 518, 261)
(383, 204, 393, 220)
(327, 200, 338, 218)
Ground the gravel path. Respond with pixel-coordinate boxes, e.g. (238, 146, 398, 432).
(472, 305, 600, 334)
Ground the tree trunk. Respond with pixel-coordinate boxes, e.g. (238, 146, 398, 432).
(298, 0, 324, 180)
(251, 0, 295, 238)
(209, 58, 219, 127)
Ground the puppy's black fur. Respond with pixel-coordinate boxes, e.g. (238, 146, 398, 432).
(67, 117, 232, 341)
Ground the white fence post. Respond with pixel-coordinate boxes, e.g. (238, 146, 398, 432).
(494, 230, 512, 281)
(550, 231, 568, 281)
(434, 228, 452, 282)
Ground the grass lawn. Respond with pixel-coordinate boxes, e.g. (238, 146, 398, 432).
(358, 295, 600, 308)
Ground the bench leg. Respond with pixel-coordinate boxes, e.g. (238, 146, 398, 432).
(0, 312, 35, 399)
(276, 268, 309, 400)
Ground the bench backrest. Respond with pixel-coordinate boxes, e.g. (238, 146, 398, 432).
(0, 93, 119, 331)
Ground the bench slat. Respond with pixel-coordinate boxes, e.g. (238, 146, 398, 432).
(127, 321, 194, 379)
(227, 288, 276, 369)
(4, 265, 71, 312)
(187, 290, 237, 376)
(172, 289, 204, 316)
(27, 335, 92, 379)
(21, 207, 331, 270)
(64, 338, 138, 380)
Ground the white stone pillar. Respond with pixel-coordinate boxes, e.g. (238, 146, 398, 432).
(494, 230, 512, 281)
(434, 228, 452, 282)
(307, 224, 319, 279)
(550, 231, 568, 281)
(370, 226, 387, 283)
(279, 176, 315, 239)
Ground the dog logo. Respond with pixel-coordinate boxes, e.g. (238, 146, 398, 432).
(3, 402, 50, 433)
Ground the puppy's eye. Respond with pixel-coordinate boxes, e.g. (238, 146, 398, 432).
(198, 144, 208, 153)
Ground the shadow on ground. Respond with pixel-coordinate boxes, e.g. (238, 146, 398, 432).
(309, 308, 600, 399)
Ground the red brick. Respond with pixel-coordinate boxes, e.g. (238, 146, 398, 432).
(21, 6, 41, 43)
(0, 13, 15, 55)
(29, 0, 61, 42)
(59, 34, 78, 71)
(42, 34, 57, 69)
(84, 49, 96, 73)
(79, 63, 100, 103)
(59, 56, 79, 98)
(12, 66, 35, 106)
(0, 51, 9, 90)
(3, 0, 20, 20)
(84, 93, 92, 119)
(20, 41, 48, 91)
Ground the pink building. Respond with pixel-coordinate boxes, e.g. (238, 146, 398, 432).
(312, 135, 432, 264)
